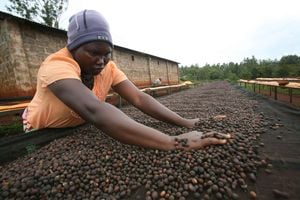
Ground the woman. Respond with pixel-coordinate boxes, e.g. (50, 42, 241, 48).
(23, 9, 230, 150)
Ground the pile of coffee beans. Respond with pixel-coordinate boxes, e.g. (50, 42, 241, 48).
(1, 82, 269, 199)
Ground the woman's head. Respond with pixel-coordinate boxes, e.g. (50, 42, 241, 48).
(67, 9, 113, 50)
(72, 41, 112, 76)
(67, 10, 113, 76)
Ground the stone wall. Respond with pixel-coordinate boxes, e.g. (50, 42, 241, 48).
(0, 12, 179, 99)
(0, 14, 67, 99)
(113, 47, 179, 87)
(20, 23, 67, 90)
(113, 48, 151, 88)
(0, 19, 16, 98)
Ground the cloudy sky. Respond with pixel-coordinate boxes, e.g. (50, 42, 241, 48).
(1, 0, 300, 66)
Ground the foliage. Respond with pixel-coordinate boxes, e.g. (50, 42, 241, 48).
(179, 55, 300, 82)
(6, 0, 38, 20)
(279, 55, 300, 65)
(6, 0, 68, 28)
(0, 122, 23, 137)
(40, 0, 68, 28)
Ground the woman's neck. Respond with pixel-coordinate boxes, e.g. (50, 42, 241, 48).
(81, 74, 94, 90)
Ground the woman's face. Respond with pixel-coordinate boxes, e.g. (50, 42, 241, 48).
(72, 41, 112, 76)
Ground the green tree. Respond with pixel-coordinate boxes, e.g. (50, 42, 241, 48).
(279, 55, 300, 65)
(250, 66, 260, 79)
(276, 66, 289, 77)
(6, 0, 68, 28)
(259, 65, 273, 77)
(239, 67, 252, 80)
(6, 0, 38, 20)
(226, 72, 239, 82)
(179, 54, 300, 82)
(242, 56, 258, 67)
(279, 55, 300, 77)
(209, 69, 223, 80)
(199, 65, 211, 80)
(40, 0, 68, 28)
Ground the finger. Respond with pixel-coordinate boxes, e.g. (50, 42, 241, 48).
(220, 133, 231, 139)
(213, 115, 226, 120)
(202, 131, 216, 137)
(176, 131, 203, 139)
(202, 138, 227, 146)
(203, 132, 231, 139)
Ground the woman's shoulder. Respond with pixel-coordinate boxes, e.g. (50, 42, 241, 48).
(44, 48, 76, 64)
(38, 48, 81, 81)
(41, 48, 80, 72)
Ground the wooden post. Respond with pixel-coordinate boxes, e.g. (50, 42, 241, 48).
(253, 83, 256, 92)
(166, 62, 170, 85)
(147, 57, 152, 85)
(258, 84, 261, 93)
(289, 88, 293, 103)
(274, 86, 278, 100)
(269, 86, 272, 96)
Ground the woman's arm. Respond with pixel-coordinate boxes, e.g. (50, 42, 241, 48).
(48, 79, 175, 150)
(48, 79, 229, 150)
(113, 80, 198, 128)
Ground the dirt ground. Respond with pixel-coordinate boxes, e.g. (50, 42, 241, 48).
(238, 86, 300, 200)
(0, 82, 299, 200)
(254, 89, 300, 107)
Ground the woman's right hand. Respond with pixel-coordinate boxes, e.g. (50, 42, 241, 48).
(172, 131, 231, 150)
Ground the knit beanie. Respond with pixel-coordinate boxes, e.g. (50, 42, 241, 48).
(67, 9, 113, 50)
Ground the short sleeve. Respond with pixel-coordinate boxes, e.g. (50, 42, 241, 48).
(39, 57, 81, 88)
(110, 61, 128, 86)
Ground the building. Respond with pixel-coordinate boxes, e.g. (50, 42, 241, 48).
(0, 11, 180, 99)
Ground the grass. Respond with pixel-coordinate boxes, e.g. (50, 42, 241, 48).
(0, 115, 23, 137)
(0, 122, 23, 137)
(241, 84, 300, 95)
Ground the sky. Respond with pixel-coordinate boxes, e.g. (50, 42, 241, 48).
(1, 0, 300, 66)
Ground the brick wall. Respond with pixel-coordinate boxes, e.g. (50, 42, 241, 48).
(0, 12, 179, 99)
(113, 47, 180, 87)
(20, 23, 67, 89)
(0, 19, 17, 98)
(0, 15, 67, 98)
(113, 48, 152, 88)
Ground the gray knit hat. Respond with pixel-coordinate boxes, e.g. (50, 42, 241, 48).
(67, 9, 113, 50)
